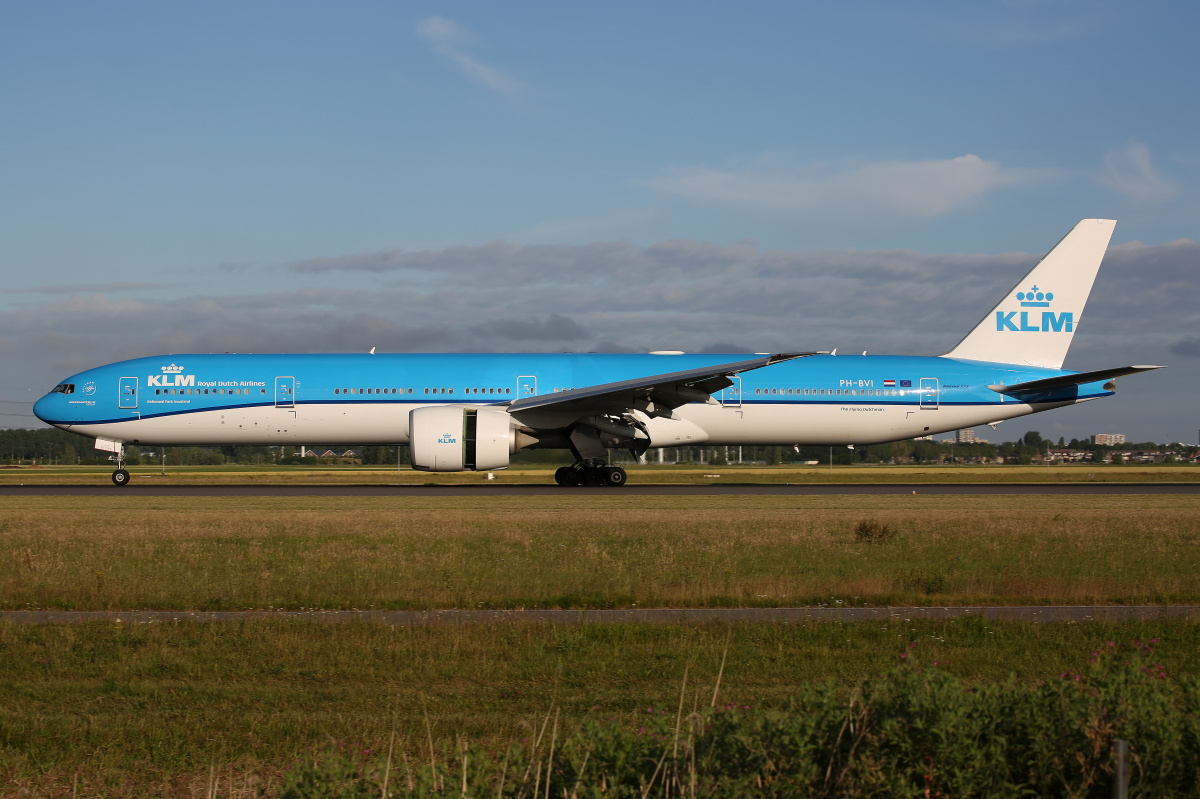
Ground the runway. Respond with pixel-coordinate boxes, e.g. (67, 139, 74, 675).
(4, 606, 1197, 625)
(2, 482, 1199, 497)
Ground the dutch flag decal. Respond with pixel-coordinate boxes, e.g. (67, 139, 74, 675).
(883, 379, 896, 387)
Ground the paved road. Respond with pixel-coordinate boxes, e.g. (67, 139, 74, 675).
(3, 482, 1199, 497)
(4, 606, 1197, 625)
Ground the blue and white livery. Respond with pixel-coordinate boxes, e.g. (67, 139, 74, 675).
(33, 220, 1162, 486)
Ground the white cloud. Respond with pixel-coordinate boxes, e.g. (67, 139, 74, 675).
(416, 16, 523, 98)
(643, 154, 1057, 222)
(1096, 142, 1179, 205)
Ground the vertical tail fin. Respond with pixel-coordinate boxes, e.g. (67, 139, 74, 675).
(944, 219, 1116, 369)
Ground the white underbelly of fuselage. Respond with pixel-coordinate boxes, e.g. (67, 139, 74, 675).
(64, 398, 1068, 448)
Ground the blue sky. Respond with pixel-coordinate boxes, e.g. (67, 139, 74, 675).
(2, 1, 1198, 443)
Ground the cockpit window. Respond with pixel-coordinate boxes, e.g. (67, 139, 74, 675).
(51, 383, 75, 395)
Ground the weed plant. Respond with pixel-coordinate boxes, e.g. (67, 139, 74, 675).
(283, 639, 1199, 797)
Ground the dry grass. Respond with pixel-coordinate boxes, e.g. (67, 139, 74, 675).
(3, 494, 1199, 610)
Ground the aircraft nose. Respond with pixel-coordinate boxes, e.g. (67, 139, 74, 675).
(32, 394, 52, 423)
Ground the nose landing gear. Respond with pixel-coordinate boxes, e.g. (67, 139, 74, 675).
(106, 444, 131, 487)
(554, 461, 627, 488)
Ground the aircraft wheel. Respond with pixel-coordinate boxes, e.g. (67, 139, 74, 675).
(604, 467, 628, 487)
(111, 468, 131, 487)
(554, 466, 580, 487)
(580, 467, 607, 487)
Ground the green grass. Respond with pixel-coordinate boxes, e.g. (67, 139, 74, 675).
(4, 494, 1200, 610)
(4, 618, 1200, 796)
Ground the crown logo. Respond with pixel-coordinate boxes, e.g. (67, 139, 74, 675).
(1016, 286, 1053, 307)
(161, 363, 185, 373)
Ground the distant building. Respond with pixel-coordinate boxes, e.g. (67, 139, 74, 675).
(1093, 433, 1126, 446)
(914, 435, 935, 441)
(955, 429, 975, 444)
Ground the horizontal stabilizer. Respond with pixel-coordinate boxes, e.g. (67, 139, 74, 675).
(988, 365, 1163, 395)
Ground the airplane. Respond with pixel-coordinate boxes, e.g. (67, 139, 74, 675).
(33, 219, 1162, 487)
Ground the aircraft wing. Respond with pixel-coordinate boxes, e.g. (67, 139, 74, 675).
(506, 352, 819, 418)
(988, 365, 1164, 395)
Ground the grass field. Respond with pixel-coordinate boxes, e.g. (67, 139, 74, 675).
(1, 462, 1198, 485)
(5, 484, 1200, 795)
(3, 494, 1199, 611)
(4, 617, 1200, 796)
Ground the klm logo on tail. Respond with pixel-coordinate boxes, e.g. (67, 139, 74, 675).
(995, 286, 1072, 333)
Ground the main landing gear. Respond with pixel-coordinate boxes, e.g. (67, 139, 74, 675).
(555, 461, 628, 488)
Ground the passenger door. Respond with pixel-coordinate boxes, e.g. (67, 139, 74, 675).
(919, 377, 939, 410)
(118, 377, 138, 409)
(275, 376, 295, 408)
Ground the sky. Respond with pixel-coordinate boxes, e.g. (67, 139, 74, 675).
(1, 1, 1197, 444)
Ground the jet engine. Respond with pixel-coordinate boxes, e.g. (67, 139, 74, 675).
(409, 406, 523, 472)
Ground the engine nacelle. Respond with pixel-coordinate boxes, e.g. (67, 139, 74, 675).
(410, 406, 515, 472)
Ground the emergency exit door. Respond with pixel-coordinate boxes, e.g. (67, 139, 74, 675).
(721, 376, 742, 407)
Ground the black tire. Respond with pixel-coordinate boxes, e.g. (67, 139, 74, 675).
(111, 468, 130, 487)
(604, 467, 627, 487)
(554, 466, 578, 487)
(580, 467, 607, 487)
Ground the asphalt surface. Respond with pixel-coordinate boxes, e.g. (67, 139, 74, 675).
(2, 482, 1199, 497)
(3, 606, 1197, 625)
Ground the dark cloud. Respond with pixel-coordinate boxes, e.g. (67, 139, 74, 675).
(1168, 336, 1200, 357)
(471, 314, 586, 341)
(698, 342, 755, 354)
(5, 236, 1196, 440)
(7, 282, 177, 294)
